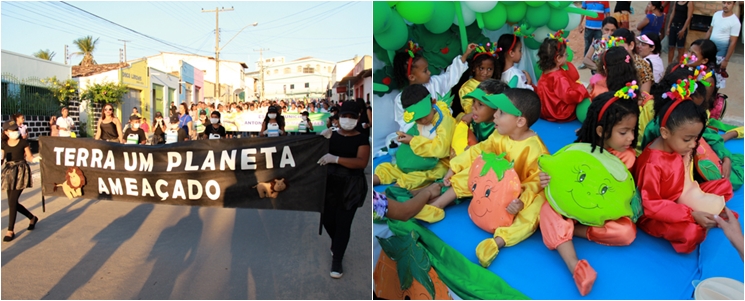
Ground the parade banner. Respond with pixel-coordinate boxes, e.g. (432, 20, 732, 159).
(225, 111, 331, 133)
(39, 135, 328, 212)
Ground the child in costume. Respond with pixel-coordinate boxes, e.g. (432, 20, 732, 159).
(428, 88, 549, 268)
(535, 31, 590, 122)
(612, 28, 654, 94)
(451, 79, 509, 156)
(391, 41, 477, 131)
(2, 120, 41, 242)
(373, 84, 456, 190)
(457, 42, 499, 116)
(494, 31, 533, 90)
(538, 85, 641, 296)
(635, 78, 734, 254)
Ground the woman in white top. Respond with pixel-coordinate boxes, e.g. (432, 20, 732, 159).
(636, 33, 664, 83)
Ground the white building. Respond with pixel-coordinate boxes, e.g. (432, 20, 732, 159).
(330, 57, 357, 103)
(255, 56, 334, 100)
(142, 52, 248, 103)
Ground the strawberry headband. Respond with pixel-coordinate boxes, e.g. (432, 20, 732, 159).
(670, 53, 698, 73)
(473, 42, 502, 61)
(598, 81, 638, 122)
(405, 40, 422, 78)
(661, 72, 712, 127)
(600, 36, 627, 70)
(548, 30, 569, 56)
(511, 25, 533, 53)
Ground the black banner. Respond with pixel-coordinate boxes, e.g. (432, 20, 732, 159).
(39, 135, 328, 213)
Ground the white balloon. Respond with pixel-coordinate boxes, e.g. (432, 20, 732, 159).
(566, 4, 582, 31)
(464, 1, 497, 13)
(453, 2, 476, 26)
(533, 26, 554, 44)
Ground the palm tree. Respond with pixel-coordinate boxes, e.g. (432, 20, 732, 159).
(33, 49, 56, 61)
(72, 36, 99, 66)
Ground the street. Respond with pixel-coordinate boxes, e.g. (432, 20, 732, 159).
(1, 161, 372, 299)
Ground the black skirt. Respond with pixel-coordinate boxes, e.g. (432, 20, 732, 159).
(325, 165, 368, 210)
(2, 161, 32, 190)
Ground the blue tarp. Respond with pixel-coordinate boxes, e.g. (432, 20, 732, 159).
(373, 118, 744, 299)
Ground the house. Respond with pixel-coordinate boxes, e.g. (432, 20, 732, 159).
(255, 56, 335, 100)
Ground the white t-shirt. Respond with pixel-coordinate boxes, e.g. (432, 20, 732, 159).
(56, 116, 73, 137)
(501, 66, 534, 90)
(394, 55, 469, 132)
(710, 11, 742, 57)
(265, 122, 280, 137)
(644, 53, 665, 83)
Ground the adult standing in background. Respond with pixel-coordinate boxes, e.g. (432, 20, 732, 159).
(578, 1, 611, 69)
(95, 103, 124, 143)
(666, 1, 693, 64)
(614, 1, 632, 29)
(178, 103, 194, 139)
(706, 1, 741, 89)
(354, 98, 371, 139)
(637, 2, 666, 37)
(317, 101, 370, 279)
(49, 116, 58, 137)
(56, 107, 75, 137)
(153, 112, 167, 144)
(12, 113, 28, 140)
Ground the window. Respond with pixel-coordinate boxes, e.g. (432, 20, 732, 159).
(304, 82, 309, 88)
(302, 67, 314, 73)
(273, 69, 278, 75)
(290, 84, 295, 89)
(284, 67, 291, 74)
(266, 70, 270, 75)
(316, 64, 320, 72)
(297, 66, 302, 73)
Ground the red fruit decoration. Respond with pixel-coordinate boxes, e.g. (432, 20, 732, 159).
(467, 152, 522, 232)
(440, 47, 449, 55)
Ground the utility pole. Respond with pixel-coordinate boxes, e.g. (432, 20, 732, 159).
(254, 48, 269, 100)
(118, 39, 130, 62)
(202, 7, 234, 102)
(119, 49, 124, 63)
(64, 45, 69, 65)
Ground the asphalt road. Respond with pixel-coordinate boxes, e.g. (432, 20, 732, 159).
(1, 160, 372, 299)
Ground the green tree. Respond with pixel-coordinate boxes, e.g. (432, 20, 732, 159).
(33, 49, 56, 61)
(72, 36, 99, 66)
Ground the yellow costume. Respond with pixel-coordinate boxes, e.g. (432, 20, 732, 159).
(635, 94, 655, 155)
(375, 101, 456, 190)
(458, 78, 480, 115)
(727, 126, 744, 139)
(450, 132, 549, 246)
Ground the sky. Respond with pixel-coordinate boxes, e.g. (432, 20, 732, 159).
(1, 1, 372, 71)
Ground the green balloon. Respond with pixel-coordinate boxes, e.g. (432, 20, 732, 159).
(374, 2, 393, 34)
(396, 1, 434, 24)
(374, 10, 408, 51)
(482, 2, 507, 31)
(523, 37, 542, 50)
(424, 1, 455, 34)
(387, 1, 398, 7)
(502, 1, 517, 6)
(561, 29, 570, 38)
(505, 2, 527, 23)
(526, 4, 551, 27)
(526, 1, 546, 7)
(575, 98, 590, 123)
(547, 9, 569, 31)
(548, 1, 572, 9)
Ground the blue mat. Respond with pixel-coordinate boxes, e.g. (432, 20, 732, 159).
(373, 119, 744, 299)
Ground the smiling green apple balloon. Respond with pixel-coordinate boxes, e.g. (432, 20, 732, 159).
(539, 143, 635, 227)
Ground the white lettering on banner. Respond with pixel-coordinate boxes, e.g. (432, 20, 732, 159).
(98, 178, 110, 194)
(142, 179, 155, 197)
(108, 178, 123, 195)
(76, 148, 89, 167)
(280, 146, 296, 168)
(187, 179, 203, 199)
(64, 148, 75, 166)
(91, 149, 103, 168)
(156, 179, 169, 200)
(167, 152, 182, 171)
(139, 153, 154, 172)
(220, 150, 236, 170)
(102, 150, 115, 170)
(124, 177, 138, 196)
(241, 148, 257, 170)
(172, 180, 186, 200)
(124, 152, 137, 171)
(201, 151, 216, 170)
(261, 147, 277, 169)
(205, 180, 220, 200)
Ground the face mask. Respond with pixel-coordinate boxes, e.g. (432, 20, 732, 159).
(7, 131, 20, 139)
(156, 118, 162, 122)
(132, 123, 140, 130)
(302, 116, 308, 121)
(268, 113, 277, 119)
(339, 117, 357, 130)
(210, 118, 219, 124)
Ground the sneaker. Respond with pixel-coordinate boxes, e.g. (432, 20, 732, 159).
(578, 64, 587, 70)
(330, 261, 343, 279)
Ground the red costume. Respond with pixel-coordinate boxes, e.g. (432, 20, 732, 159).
(634, 146, 733, 254)
(535, 62, 590, 122)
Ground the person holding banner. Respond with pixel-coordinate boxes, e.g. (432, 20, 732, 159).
(260, 106, 285, 137)
(122, 115, 147, 145)
(297, 111, 314, 135)
(318, 101, 370, 279)
(95, 103, 124, 143)
(203, 111, 226, 139)
(166, 115, 189, 144)
(2, 120, 41, 242)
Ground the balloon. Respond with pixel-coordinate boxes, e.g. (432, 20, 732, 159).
(547, 9, 569, 31)
(540, 143, 636, 227)
(566, 47, 574, 62)
(548, 1, 572, 9)
(396, 1, 434, 24)
(464, 1, 497, 13)
(533, 61, 543, 78)
(525, 4, 551, 27)
(565, 6, 582, 31)
(373, 2, 392, 34)
(523, 37, 542, 50)
(424, 1, 455, 34)
(482, 2, 508, 31)
(387, 1, 398, 7)
(532, 26, 553, 44)
(575, 98, 591, 123)
(561, 29, 570, 38)
(526, 1, 546, 7)
(502, 1, 517, 6)
(374, 10, 408, 51)
(453, 2, 476, 26)
(505, 2, 527, 24)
